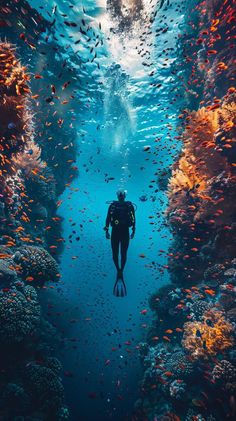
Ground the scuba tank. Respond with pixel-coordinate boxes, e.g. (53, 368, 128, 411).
(106, 200, 137, 210)
(106, 200, 137, 227)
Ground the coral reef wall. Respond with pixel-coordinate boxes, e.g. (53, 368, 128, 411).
(167, 92, 236, 286)
(1, 0, 79, 257)
(0, 1, 80, 418)
(0, 40, 70, 421)
(135, 1, 236, 420)
(166, 0, 236, 286)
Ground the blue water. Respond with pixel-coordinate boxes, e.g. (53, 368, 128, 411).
(29, 0, 187, 419)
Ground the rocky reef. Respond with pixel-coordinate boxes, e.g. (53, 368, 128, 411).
(0, 3, 78, 416)
(135, 0, 236, 420)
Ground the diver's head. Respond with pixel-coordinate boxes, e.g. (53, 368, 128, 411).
(117, 189, 127, 202)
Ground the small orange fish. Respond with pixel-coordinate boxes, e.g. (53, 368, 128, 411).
(163, 371, 173, 377)
(0, 254, 12, 259)
(15, 226, 24, 232)
(176, 304, 185, 309)
(31, 169, 39, 175)
(163, 336, 171, 342)
(207, 49, 217, 55)
(165, 329, 173, 334)
(204, 289, 215, 296)
(20, 237, 31, 242)
(140, 309, 148, 315)
(35, 238, 43, 242)
(56, 200, 63, 207)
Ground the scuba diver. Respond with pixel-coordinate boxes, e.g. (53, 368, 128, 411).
(104, 189, 136, 297)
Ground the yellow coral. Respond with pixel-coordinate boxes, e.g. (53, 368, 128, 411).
(182, 309, 234, 359)
(169, 157, 207, 193)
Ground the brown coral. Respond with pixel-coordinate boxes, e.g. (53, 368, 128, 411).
(182, 309, 234, 359)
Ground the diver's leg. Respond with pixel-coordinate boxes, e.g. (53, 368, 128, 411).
(120, 229, 130, 271)
(111, 230, 120, 271)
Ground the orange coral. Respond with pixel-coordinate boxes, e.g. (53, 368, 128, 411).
(12, 141, 46, 177)
(0, 42, 30, 95)
(216, 92, 236, 151)
(182, 309, 234, 359)
(0, 41, 32, 199)
(167, 93, 236, 225)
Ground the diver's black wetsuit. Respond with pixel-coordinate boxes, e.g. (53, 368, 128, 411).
(111, 225, 129, 272)
(105, 200, 135, 272)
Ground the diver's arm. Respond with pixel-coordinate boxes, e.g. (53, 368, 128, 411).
(104, 205, 111, 239)
(130, 204, 136, 239)
(105, 205, 111, 229)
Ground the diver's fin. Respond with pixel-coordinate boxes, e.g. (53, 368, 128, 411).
(120, 280, 127, 297)
(113, 279, 127, 297)
(113, 280, 119, 296)
(122, 280, 127, 296)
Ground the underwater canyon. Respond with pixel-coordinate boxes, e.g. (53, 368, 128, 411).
(0, 0, 235, 420)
